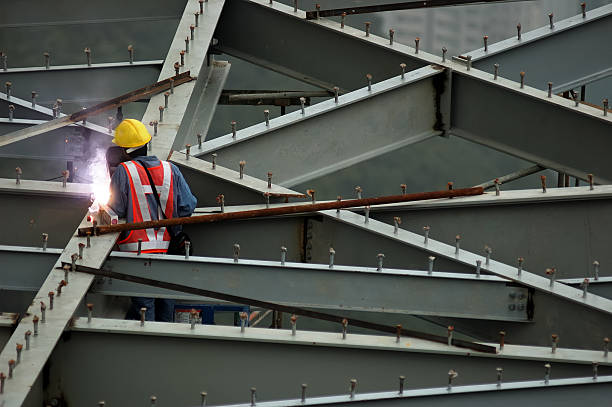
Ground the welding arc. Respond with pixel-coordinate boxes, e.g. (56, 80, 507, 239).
(67, 263, 495, 354)
(79, 187, 483, 236)
(305, 0, 530, 19)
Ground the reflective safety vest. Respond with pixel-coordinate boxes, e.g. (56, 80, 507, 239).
(117, 160, 174, 253)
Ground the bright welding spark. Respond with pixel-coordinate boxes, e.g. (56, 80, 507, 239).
(88, 148, 111, 213)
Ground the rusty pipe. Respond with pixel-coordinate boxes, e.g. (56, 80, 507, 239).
(79, 187, 483, 236)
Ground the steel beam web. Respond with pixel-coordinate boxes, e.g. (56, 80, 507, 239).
(0, 1, 226, 405)
(464, 4, 612, 94)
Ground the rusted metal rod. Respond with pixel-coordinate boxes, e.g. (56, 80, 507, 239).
(474, 164, 544, 190)
(70, 71, 193, 123)
(79, 187, 483, 236)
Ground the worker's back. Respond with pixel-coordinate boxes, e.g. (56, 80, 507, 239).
(108, 155, 197, 254)
(106, 119, 197, 321)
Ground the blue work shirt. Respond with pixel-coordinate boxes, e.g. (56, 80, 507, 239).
(107, 156, 197, 236)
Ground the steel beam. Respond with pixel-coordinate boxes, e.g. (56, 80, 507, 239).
(0, 61, 162, 106)
(0, 92, 110, 134)
(192, 66, 446, 186)
(30, 318, 612, 406)
(214, 0, 433, 91)
(559, 277, 612, 300)
(0, 0, 184, 68)
(0, 244, 527, 321)
(367, 186, 612, 280)
(104, 252, 529, 321)
(307, 0, 533, 19)
(172, 60, 231, 151)
(450, 71, 612, 184)
(0, 216, 119, 407)
(170, 153, 307, 207)
(146, 0, 226, 158)
(213, 377, 612, 407)
(311, 209, 612, 349)
(0, 178, 92, 247)
(466, 4, 612, 94)
(0, 2, 224, 405)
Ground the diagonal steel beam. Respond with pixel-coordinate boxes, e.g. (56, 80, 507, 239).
(189, 66, 447, 186)
(215, 0, 611, 185)
(214, 0, 434, 91)
(367, 185, 612, 280)
(145, 0, 226, 158)
(214, 376, 612, 407)
(464, 4, 612, 94)
(172, 60, 231, 151)
(0, 2, 226, 405)
(170, 152, 306, 207)
(0, 92, 109, 134)
(0, 244, 528, 321)
(449, 70, 612, 183)
(33, 318, 612, 405)
(0, 217, 118, 407)
(0, 61, 163, 106)
(307, 0, 535, 19)
(103, 252, 529, 321)
(0, 177, 92, 247)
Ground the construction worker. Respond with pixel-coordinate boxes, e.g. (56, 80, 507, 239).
(107, 119, 197, 322)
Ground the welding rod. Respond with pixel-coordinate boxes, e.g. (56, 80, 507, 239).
(79, 187, 483, 236)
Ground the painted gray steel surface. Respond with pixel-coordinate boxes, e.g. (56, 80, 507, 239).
(0, 62, 162, 106)
(450, 73, 612, 183)
(468, 5, 612, 93)
(39, 318, 612, 406)
(211, 377, 612, 407)
(195, 66, 444, 186)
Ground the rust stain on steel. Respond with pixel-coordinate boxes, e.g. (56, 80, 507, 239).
(79, 187, 483, 236)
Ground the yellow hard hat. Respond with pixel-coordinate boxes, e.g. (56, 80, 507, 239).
(112, 119, 152, 148)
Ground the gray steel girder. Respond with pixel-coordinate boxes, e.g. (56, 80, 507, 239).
(172, 60, 231, 151)
(467, 4, 612, 94)
(559, 277, 612, 300)
(38, 318, 612, 406)
(0, 0, 185, 68)
(195, 66, 446, 186)
(450, 72, 612, 183)
(368, 186, 612, 280)
(213, 378, 612, 407)
(214, 0, 427, 91)
(0, 62, 162, 107)
(0, 245, 528, 322)
(57, 199, 611, 349)
(171, 153, 308, 207)
(0, 179, 92, 247)
(102, 252, 529, 321)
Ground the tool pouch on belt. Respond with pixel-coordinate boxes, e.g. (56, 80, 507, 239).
(138, 160, 194, 256)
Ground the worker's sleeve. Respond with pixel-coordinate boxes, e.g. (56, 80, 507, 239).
(171, 163, 197, 217)
(107, 166, 129, 218)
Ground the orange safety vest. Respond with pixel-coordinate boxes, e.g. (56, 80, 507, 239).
(116, 160, 174, 253)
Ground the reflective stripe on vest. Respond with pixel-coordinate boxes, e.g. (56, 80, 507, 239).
(117, 160, 173, 253)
